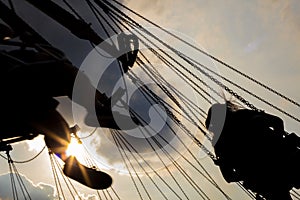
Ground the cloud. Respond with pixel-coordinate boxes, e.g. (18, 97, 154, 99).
(0, 173, 56, 200)
(0, 173, 100, 200)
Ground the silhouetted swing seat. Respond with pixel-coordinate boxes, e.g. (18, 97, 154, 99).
(63, 156, 112, 190)
(206, 103, 300, 199)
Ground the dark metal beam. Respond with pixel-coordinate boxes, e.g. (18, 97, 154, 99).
(25, 0, 119, 57)
(0, 1, 50, 45)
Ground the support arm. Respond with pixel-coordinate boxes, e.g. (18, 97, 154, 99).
(25, 0, 119, 57)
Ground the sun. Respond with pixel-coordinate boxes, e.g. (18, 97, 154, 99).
(66, 137, 84, 158)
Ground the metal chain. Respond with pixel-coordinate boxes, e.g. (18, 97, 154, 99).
(105, 1, 300, 123)
(127, 72, 216, 160)
(109, 0, 300, 109)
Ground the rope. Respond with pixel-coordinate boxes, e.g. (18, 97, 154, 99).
(120, 16, 221, 104)
(128, 69, 208, 140)
(136, 55, 212, 144)
(120, 15, 256, 110)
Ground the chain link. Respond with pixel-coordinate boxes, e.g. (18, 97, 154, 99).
(127, 72, 217, 160)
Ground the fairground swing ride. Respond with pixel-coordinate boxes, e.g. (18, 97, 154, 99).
(0, 0, 299, 199)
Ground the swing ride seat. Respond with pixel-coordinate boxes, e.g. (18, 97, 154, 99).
(214, 130, 300, 199)
(85, 109, 143, 130)
(63, 156, 112, 190)
(84, 88, 144, 130)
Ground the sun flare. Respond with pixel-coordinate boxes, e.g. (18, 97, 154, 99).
(66, 137, 84, 158)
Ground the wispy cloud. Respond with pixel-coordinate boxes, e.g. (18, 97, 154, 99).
(0, 173, 56, 200)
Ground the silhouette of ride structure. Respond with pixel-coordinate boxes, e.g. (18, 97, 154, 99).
(0, 0, 299, 199)
(206, 102, 300, 200)
(0, 0, 140, 190)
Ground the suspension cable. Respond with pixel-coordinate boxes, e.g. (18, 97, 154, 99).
(113, 131, 175, 200)
(135, 58, 202, 125)
(77, 128, 98, 139)
(136, 123, 210, 199)
(8, 160, 18, 200)
(114, 131, 169, 200)
(291, 189, 300, 200)
(113, 83, 221, 198)
(86, 4, 274, 200)
(11, 163, 32, 200)
(137, 126, 191, 200)
(26, 1, 298, 199)
(108, 0, 300, 109)
(6, 150, 32, 200)
(52, 154, 82, 200)
(127, 71, 214, 151)
(134, 14, 300, 122)
(62, 0, 85, 21)
(137, 55, 207, 119)
(127, 96, 231, 199)
(135, 58, 210, 135)
(101, 5, 221, 105)
(110, 187, 121, 200)
(49, 152, 66, 200)
(101, 0, 300, 124)
(111, 131, 146, 200)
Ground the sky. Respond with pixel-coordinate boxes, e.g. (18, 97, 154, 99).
(0, 0, 300, 199)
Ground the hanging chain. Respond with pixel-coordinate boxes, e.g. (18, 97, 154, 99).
(127, 72, 216, 160)
(103, 0, 300, 123)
